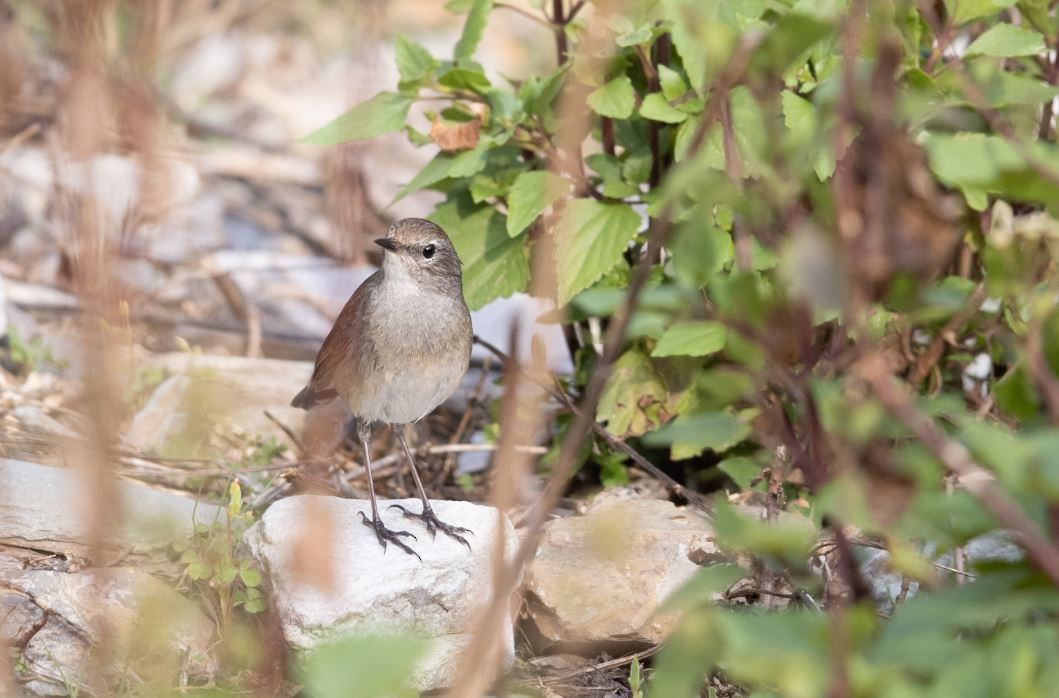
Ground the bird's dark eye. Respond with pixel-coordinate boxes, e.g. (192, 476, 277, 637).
(422, 244, 436, 259)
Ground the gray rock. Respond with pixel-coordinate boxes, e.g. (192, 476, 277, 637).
(139, 352, 314, 452)
(125, 375, 192, 454)
(0, 458, 220, 564)
(245, 495, 519, 691)
(523, 498, 720, 648)
(860, 531, 1024, 613)
(1, 567, 214, 695)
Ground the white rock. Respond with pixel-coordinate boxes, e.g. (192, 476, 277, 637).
(245, 495, 519, 691)
(1, 567, 215, 695)
(523, 498, 719, 647)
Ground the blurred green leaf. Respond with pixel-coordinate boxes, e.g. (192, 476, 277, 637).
(642, 410, 751, 458)
(965, 23, 1045, 57)
(651, 321, 728, 357)
(945, 0, 1017, 24)
(302, 93, 414, 145)
(298, 634, 426, 698)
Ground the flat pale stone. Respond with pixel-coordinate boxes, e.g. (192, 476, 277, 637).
(0, 458, 221, 563)
(245, 495, 519, 692)
(140, 352, 314, 451)
(523, 498, 719, 647)
(2, 567, 215, 695)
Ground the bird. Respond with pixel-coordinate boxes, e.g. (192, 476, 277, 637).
(291, 218, 473, 558)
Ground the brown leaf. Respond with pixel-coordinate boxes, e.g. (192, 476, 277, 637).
(429, 118, 480, 152)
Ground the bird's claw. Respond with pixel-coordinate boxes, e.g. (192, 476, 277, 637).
(357, 511, 420, 560)
(388, 503, 473, 551)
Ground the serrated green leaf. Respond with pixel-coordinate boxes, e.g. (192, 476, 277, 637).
(966, 23, 1045, 57)
(658, 64, 689, 102)
(429, 194, 529, 308)
(506, 170, 570, 237)
(454, 0, 493, 61)
(390, 141, 491, 205)
(651, 321, 728, 357)
(944, 0, 1017, 24)
(642, 410, 751, 458)
(556, 199, 642, 305)
(587, 75, 636, 119)
(438, 66, 492, 93)
(395, 35, 436, 87)
(598, 350, 674, 437)
(640, 93, 688, 123)
(302, 92, 413, 145)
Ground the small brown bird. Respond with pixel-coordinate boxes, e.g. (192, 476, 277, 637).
(291, 218, 473, 557)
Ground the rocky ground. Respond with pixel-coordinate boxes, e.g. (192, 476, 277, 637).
(0, 3, 1022, 696)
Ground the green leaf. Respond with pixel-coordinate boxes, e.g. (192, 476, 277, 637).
(944, 0, 1017, 25)
(438, 66, 492, 93)
(660, 563, 747, 612)
(586, 153, 640, 198)
(598, 350, 674, 438)
(924, 132, 1059, 204)
(556, 199, 642, 306)
(454, 0, 493, 62)
(711, 501, 817, 562)
(390, 141, 491, 204)
(506, 171, 570, 237)
(429, 194, 529, 308)
(640, 93, 688, 123)
(651, 321, 728, 357)
(302, 92, 414, 145)
(717, 456, 762, 490)
(297, 634, 427, 698)
(239, 567, 262, 588)
(642, 410, 751, 457)
(669, 224, 732, 288)
(395, 35, 436, 87)
(587, 75, 636, 119)
(965, 23, 1046, 57)
(658, 64, 690, 102)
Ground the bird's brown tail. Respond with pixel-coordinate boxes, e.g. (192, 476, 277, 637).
(290, 385, 339, 409)
(290, 384, 315, 409)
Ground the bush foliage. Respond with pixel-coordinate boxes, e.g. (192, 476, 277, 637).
(311, 0, 1059, 694)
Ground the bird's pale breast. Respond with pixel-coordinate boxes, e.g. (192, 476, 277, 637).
(336, 270, 471, 425)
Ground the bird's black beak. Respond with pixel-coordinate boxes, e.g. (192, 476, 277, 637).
(374, 238, 398, 252)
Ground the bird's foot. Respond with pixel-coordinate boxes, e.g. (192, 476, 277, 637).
(388, 503, 473, 551)
(357, 511, 420, 560)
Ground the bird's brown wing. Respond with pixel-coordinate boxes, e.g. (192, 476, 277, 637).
(290, 272, 380, 409)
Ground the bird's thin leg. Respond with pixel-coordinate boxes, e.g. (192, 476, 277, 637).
(358, 432, 420, 560)
(388, 426, 473, 550)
